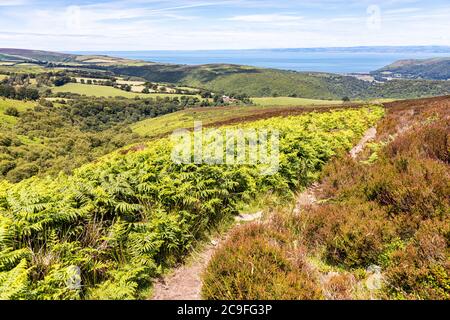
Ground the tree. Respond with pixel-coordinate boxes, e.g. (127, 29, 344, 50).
(342, 96, 351, 103)
(201, 91, 212, 99)
(53, 76, 71, 87)
(120, 84, 131, 92)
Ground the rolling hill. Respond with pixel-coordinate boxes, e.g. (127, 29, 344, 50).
(372, 57, 450, 80)
(0, 48, 148, 66)
(109, 63, 450, 99)
(0, 48, 77, 63)
(108, 63, 369, 99)
(2, 48, 450, 99)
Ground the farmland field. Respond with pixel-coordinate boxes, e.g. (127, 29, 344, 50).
(176, 86, 200, 92)
(115, 78, 146, 92)
(0, 63, 46, 74)
(52, 83, 202, 99)
(115, 78, 146, 86)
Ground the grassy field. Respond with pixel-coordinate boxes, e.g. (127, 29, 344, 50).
(0, 63, 46, 74)
(132, 103, 360, 138)
(0, 74, 8, 81)
(52, 83, 202, 99)
(0, 98, 36, 126)
(252, 97, 343, 106)
(176, 86, 200, 92)
(116, 78, 146, 86)
(75, 55, 150, 66)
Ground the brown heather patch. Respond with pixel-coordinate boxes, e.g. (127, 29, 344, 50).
(203, 96, 450, 300)
(201, 223, 323, 300)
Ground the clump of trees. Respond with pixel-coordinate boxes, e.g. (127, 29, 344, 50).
(0, 95, 207, 182)
(0, 84, 39, 100)
(53, 75, 73, 87)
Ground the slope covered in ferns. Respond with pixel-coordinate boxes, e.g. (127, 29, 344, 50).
(0, 106, 383, 299)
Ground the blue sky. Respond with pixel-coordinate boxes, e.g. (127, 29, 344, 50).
(0, 0, 449, 50)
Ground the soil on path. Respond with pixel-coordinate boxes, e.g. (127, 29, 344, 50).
(151, 212, 262, 300)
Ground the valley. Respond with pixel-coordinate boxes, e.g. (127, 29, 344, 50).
(2, 49, 450, 101)
(0, 48, 448, 301)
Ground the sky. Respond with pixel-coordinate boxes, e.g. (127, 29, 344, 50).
(0, 0, 449, 51)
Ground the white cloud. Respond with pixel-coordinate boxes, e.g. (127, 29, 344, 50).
(226, 14, 302, 23)
(384, 7, 421, 14)
(0, 0, 449, 50)
(0, 0, 27, 6)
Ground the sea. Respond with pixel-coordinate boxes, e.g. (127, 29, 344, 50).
(71, 47, 450, 74)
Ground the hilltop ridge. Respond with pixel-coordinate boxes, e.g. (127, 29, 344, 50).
(372, 57, 450, 80)
(1, 48, 450, 99)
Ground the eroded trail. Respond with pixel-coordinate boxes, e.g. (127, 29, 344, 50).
(151, 127, 376, 300)
(350, 127, 377, 159)
(152, 242, 217, 300)
(151, 212, 262, 300)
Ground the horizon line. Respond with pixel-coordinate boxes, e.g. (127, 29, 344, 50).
(66, 45, 450, 53)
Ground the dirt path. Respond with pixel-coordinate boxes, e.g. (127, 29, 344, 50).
(151, 127, 377, 300)
(152, 242, 218, 300)
(151, 212, 262, 300)
(350, 127, 377, 159)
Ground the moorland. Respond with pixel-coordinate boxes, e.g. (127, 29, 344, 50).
(0, 48, 448, 300)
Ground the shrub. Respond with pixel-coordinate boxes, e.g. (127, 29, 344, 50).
(0, 107, 381, 299)
(4, 107, 19, 117)
(202, 224, 323, 300)
(302, 200, 395, 268)
(297, 102, 449, 299)
(322, 273, 356, 300)
(385, 119, 449, 163)
(384, 220, 449, 300)
(362, 157, 449, 223)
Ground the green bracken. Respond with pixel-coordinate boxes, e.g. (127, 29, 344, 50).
(0, 106, 383, 299)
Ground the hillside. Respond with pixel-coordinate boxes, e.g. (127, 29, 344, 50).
(0, 105, 384, 300)
(109, 63, 371, 99)
(1, 95, 448, 300)
(0, 48, 148, 66)
(203, 95, 450, 300)
(131, 103, 358, 138)
(372, 58, 450, 80)
(2, 48, 450, 100)
(109, 63, 450, 99)
(0, 48, 77, 63)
